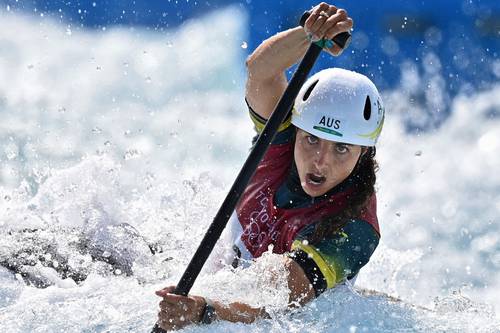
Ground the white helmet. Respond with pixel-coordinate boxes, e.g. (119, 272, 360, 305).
(292, 68, 385, 147)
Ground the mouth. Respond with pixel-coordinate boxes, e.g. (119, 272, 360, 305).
(306, 173, 326, 186)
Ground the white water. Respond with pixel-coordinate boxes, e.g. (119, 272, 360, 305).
(1, 6, 499, 333)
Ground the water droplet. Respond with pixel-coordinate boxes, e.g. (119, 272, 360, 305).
(145, 76, 152, 83)
(123, 148, 141, 160)
(92, 2, 96, 7)
(92, 127, 102, 134)
(241, 41, 248, 49)
(415, 150, 422, 156)
(5, 143, 18, 160)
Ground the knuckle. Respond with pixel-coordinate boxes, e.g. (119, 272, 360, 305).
(318, 2, 329, 10)
(337, 8, 347, 17)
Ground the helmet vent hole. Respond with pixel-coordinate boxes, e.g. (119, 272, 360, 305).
(302, 80, 319, 101)
(363, 96, 371, 120)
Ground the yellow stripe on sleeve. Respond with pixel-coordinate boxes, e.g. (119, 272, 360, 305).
(248, 110, 293, 134)
(279, 115, 293, 132)
(249, 110, 265, 133)
(292, 240, 337, 289)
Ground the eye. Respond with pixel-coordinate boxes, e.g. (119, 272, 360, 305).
(335, 144, 349, 154)
(306, 135, 319, 144)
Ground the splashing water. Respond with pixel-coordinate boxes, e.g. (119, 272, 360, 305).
(1, 6, 499, 333)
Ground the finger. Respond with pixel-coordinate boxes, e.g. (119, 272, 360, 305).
(316, 8, 347, 39)
(326, 4, 338, 15)
(158, 307, 186, 325)
(324, 18, 353, 41)
(158, 309, 169, 321)
(309, 12, 330, 35)
(304, 2, 330, 33)
(158, 310, 189, 329)
(159, 299, 173, 309)
(160, 300, 191, 315)
(158, 318, 176, 332)
(155, 286, 176, 297)
(324, 5, 339, 25)
(160, 293, 193, 306)
(158, 307, 181, 322)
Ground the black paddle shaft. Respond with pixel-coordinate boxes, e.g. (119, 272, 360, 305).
(151, 12, 351, 333)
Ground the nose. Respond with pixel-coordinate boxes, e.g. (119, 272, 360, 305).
(313, 143, 331, 170)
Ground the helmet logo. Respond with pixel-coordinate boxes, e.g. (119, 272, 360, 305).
(318, 116, 341, 129)
(313, 115, 343, 137)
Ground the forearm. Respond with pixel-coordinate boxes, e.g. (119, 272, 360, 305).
(211, 300, 269, 324)
(245, 27, 309, 118)
(246, 27, 309, 81)
(208, 257, 315, 324)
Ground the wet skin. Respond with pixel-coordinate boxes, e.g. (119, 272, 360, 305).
(294, 129, 363, 197)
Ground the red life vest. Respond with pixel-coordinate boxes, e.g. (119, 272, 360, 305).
(235, 142, 379, 258)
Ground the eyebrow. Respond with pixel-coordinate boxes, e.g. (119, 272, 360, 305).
(306, 132, 353, 147)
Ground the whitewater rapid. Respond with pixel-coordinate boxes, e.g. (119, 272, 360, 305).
(1, 6, 499, 333)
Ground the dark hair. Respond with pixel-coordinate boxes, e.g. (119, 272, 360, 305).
(310, 146, 378, 242)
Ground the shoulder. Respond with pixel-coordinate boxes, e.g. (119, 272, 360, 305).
(341, 218, 380, 246)
(290, 219, 379, 294)
(295, 219, 379, 258)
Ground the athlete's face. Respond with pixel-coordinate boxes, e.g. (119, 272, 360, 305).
(294, 129, 363, 197)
